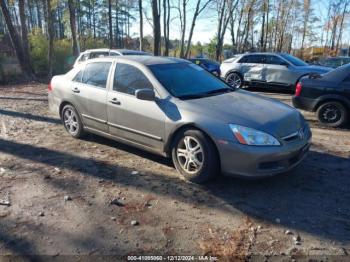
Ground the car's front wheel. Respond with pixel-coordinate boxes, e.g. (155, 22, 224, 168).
(61, 104, 85, 138)
(226, 72, 243, 88)
(316, 101, 348, 127)
(171, 129, 219, 183)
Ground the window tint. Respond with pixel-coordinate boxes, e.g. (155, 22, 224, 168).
(79, 53, 89, 62)
(90, 52, 109, 59)
(265, 55, 286, 65)
(73, 70, 83, 82)
(109, 52, 120, 56)
(240, 55, 265, 64)
(82, 62, 111, 88)
(114, 63, 153, 95)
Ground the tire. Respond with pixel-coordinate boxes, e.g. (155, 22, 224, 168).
(61, 104, 85, 138)
(226, 72, 243, 88)
(171, 129, 219, 183)
(316, 101, 348, 127)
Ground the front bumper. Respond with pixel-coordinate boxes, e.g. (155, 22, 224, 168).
(218, 138, 311, 178)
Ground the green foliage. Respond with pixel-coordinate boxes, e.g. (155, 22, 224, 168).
(29, 29, 73, 75)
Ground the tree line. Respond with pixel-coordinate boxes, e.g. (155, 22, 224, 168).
(0, 0, 349, 80)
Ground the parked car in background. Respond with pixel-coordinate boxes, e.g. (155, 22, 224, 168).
(316, 56, 350, 69)
(188, 58, 221, 76)
(220, 53, 331, 90)
(293, 64, 350, 127)
(49, 56, 311, 183)
(73, 49, 150, 67)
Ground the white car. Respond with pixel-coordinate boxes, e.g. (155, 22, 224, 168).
(73, 49, 151, 67)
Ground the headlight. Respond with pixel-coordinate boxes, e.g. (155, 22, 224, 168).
(229, 124, 280, 146)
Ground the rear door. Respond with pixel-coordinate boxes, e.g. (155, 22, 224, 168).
(71, 61, 111, 132)
(264, 55, 295, 88)
(107, 62, 165, 152)
(240, 55, 266, 87)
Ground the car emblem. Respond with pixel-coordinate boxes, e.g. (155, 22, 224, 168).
(298, 128, 304, 140)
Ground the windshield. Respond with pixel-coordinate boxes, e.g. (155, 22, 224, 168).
(149, 63, 232, 99)
(280, 54, 308, 66)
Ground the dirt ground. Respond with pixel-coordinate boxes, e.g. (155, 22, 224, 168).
(0, 83, 349, 261)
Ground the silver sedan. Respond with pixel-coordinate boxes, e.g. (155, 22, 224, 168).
(48, 56, 311, 183)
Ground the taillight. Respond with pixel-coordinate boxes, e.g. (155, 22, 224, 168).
(48, 81, 52, 92)
(295, 82, 302, 96)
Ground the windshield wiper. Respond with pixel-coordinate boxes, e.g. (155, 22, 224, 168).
(177, 94, 207, 100)
(204, 88, 233, 95)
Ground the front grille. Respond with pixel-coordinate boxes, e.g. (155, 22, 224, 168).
(281, 125, 311, 143)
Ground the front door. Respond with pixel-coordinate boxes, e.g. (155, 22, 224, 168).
(70, 61, 111, 132)
(241, 54, 266, 88)
(264, 55, 294, 88)
(107, 62, 166, 152)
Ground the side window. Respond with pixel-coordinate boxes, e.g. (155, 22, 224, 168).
(109, 52, 121, 57)
(90, 52, 109, 59)
(79, 53, 89, 62)
(113, 63, 153, 95)
(265, 55, 286, 65)
(72, 70, 83, 83)
(244, 55, 265, 64)
(82, 62, 112, 88)
(238, 56, 247, 63)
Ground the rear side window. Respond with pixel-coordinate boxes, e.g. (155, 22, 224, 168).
(90, 52, 109, 59)
(82, 62, 112, 88)
(109, 52, 120, 57)
(79, 53, 89, 62)
(113, 63, 153, 95)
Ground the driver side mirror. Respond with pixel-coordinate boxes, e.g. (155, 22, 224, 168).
(135, 89, 155, 101)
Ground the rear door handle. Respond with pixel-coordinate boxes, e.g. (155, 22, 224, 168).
(72, 87, 80, 93)
(109, 98, 121, 105)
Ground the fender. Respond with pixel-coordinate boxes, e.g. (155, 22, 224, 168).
(314, 94, 350, 111)
(224, 70, 244, 80)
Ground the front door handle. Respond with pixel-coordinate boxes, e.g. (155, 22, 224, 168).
(109, 98, 121, 105)
(72, 87, 80, 93)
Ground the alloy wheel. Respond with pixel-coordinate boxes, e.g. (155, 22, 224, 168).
(63, 108, 79, 135)
(176, 136, 204, 174)
(226, 73, 242, 88)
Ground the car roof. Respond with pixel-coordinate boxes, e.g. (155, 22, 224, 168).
(240, 52, 286, 56)
(81, 48, 148, 54)
(84, 55, 189, 66)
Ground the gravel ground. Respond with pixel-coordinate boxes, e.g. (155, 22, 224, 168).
(0, 83, 349, 261)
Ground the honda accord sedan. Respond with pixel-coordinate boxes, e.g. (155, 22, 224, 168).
(48, 56, 311, 183)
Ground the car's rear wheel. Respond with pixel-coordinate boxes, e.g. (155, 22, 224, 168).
(171, 129, 219, 183)
(62, 104, 85, 138)
(316, 101, 348, 127)
(226, 72, 243, 88)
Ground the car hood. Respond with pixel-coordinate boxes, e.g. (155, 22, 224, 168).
(179, 90, 304, 138)
(297, 65, 332, 73)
